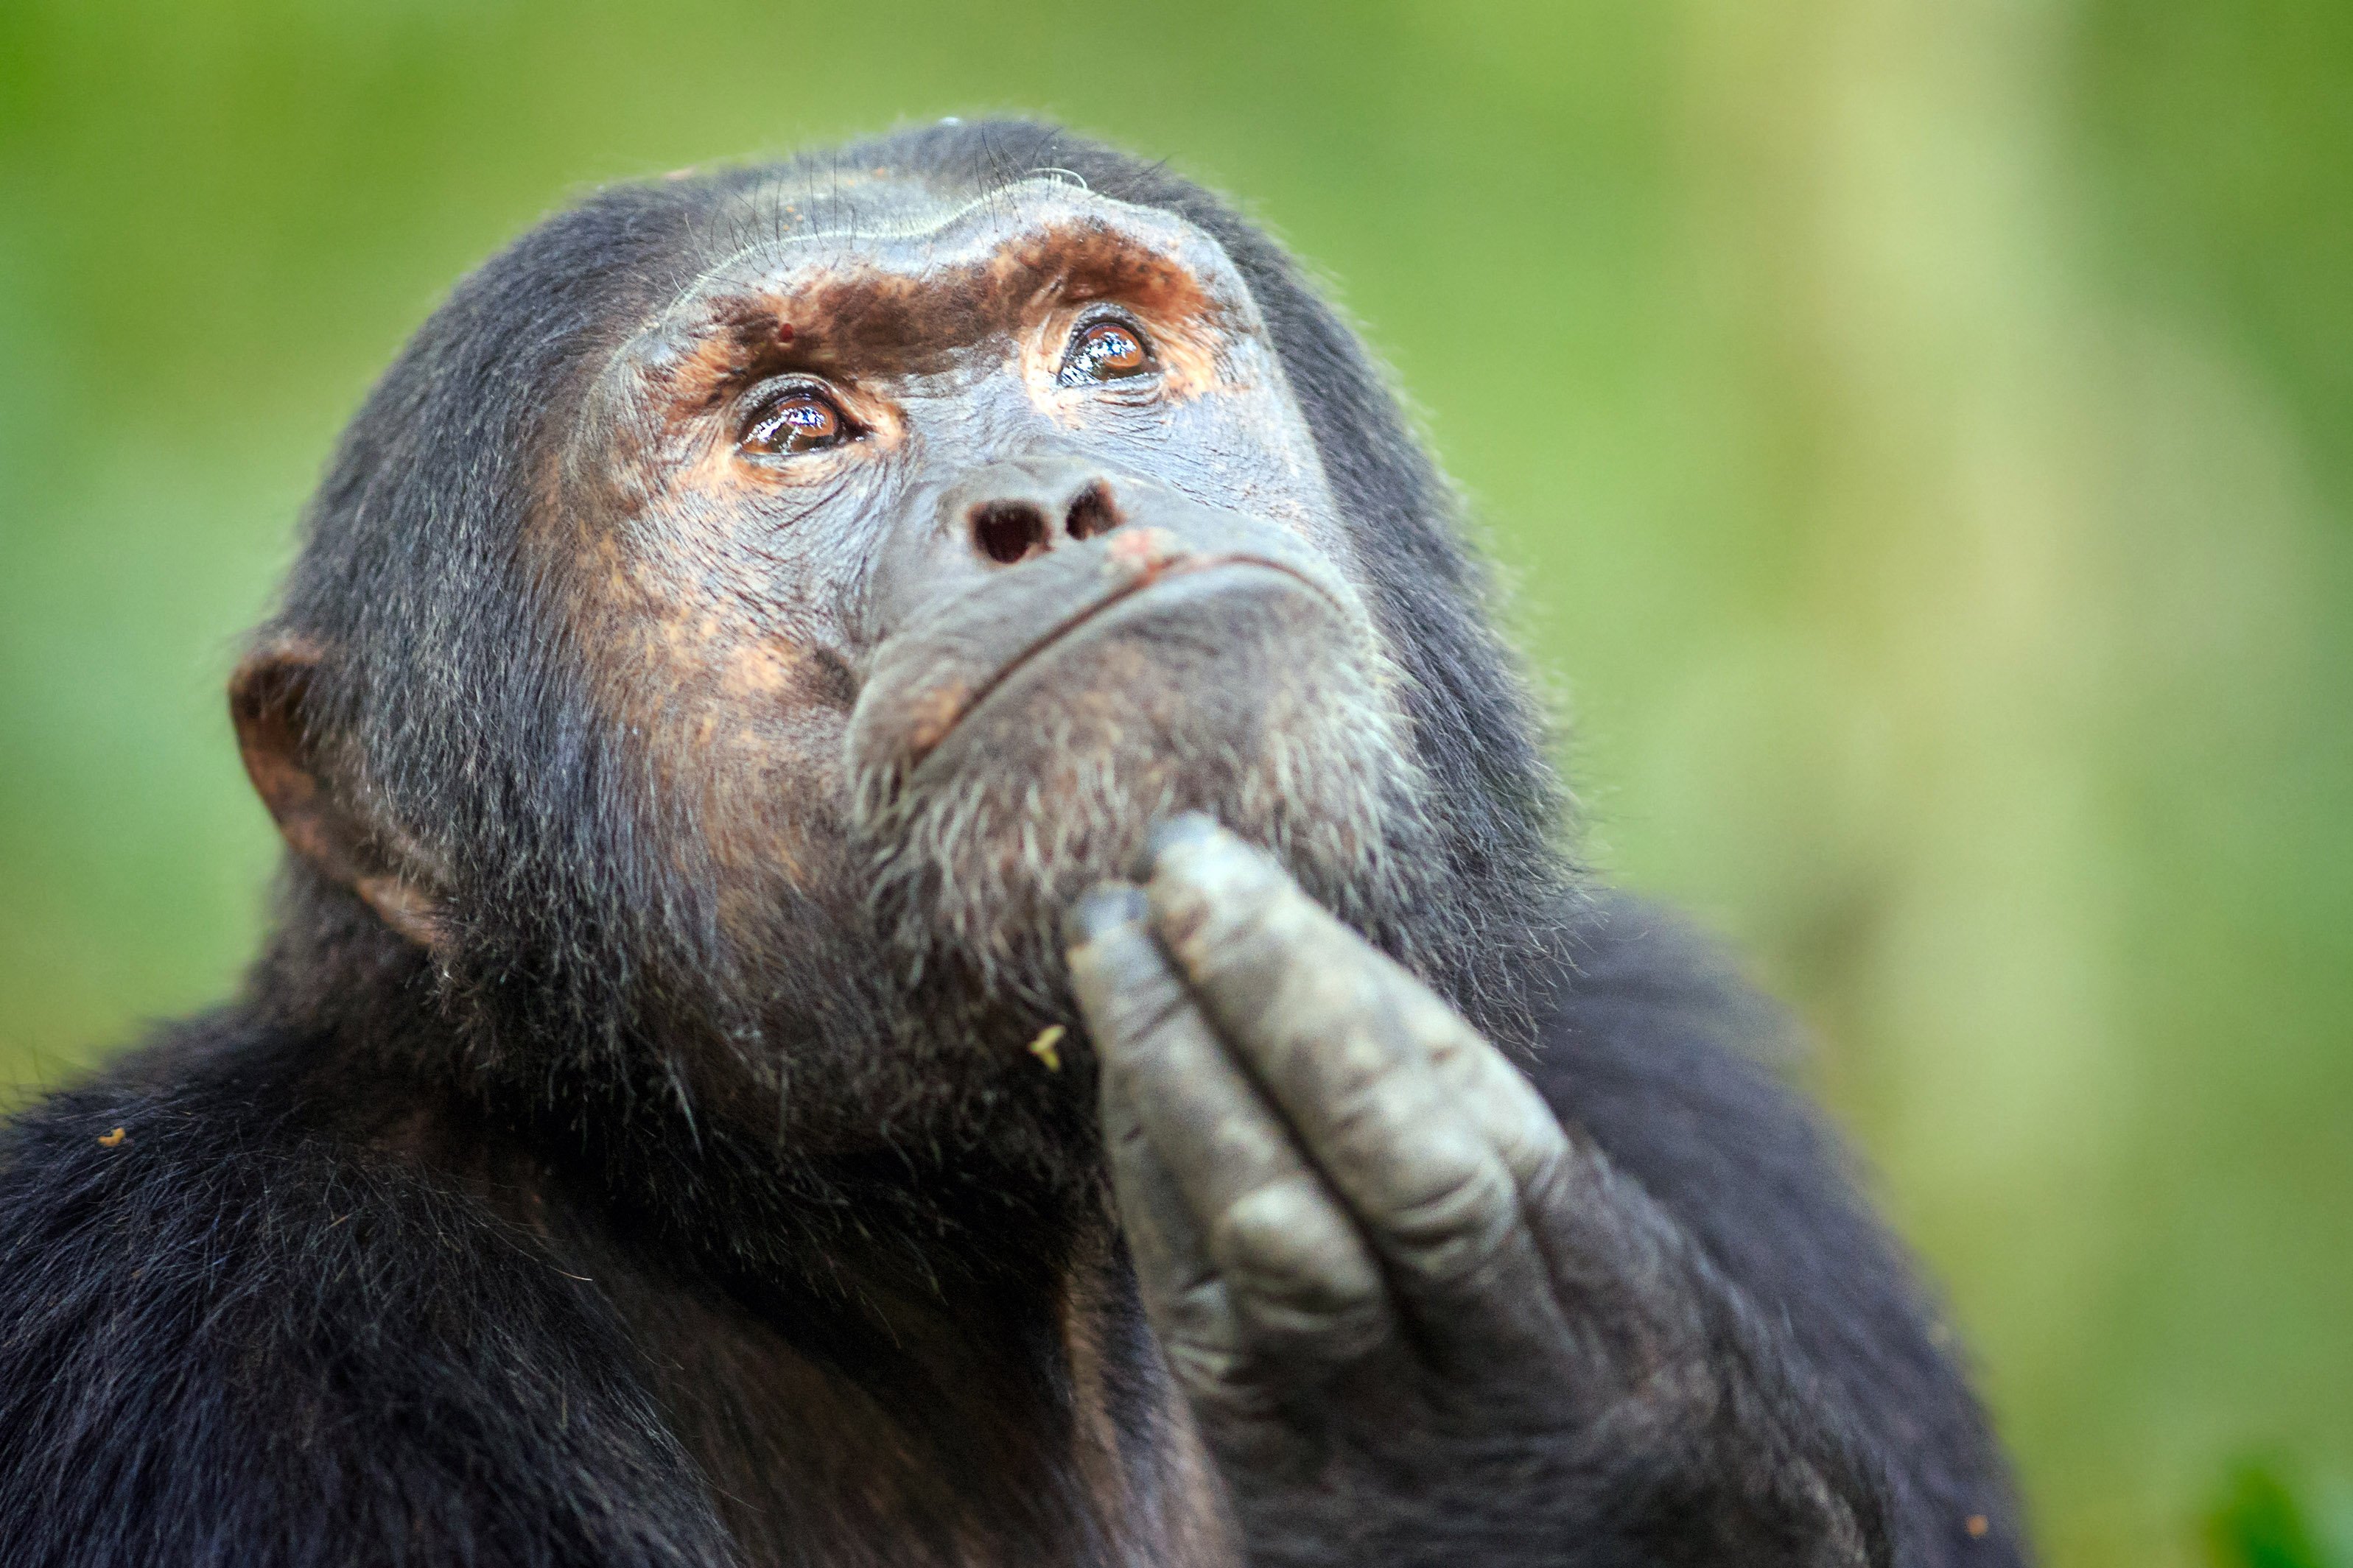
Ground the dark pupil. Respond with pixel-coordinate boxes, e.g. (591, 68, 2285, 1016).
(1075, 325, 1143, 379)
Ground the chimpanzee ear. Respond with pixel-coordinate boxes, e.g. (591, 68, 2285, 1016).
(229, 641, 446, 950)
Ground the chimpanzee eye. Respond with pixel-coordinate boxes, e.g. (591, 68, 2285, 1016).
(1058, 318, 1154, 386)
(743, 388, 852, 455)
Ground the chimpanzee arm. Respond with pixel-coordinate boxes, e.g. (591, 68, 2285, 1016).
(0, 1024, 741, 1568)
(1066, 818, 2024, 1568)
(1518, 896, 2028, 1568)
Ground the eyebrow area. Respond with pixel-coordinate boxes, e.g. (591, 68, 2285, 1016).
(656, 220, 1225, 404)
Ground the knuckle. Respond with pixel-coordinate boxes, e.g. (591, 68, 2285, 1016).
(1155, 845, 1316, 966)
(1210, 1180, 1386, 1326)
(1161, 1338, 1258, 1398)
(1098, 986, 1196, 1061)
(1163, 1343, 1284, 1427)
(1071, 952, 1187, 1044)
(1316, 1040, 1441, 1131)
(1150, 1273, 1242, 1351)
(1378, 1156, 1523, 1287)
(1236, 1293, 1390, 1364)
(1517, 1144, 1584, 1231)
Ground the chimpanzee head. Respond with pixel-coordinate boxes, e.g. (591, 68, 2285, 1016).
(230, 122, 1562, 1145)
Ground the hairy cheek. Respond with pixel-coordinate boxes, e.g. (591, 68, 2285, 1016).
(577, 574, 858, 897)
(681, 701, 853, 887)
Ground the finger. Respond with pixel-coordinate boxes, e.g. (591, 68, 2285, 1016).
(1136, 818, 1574, 1363)
(1136, 815, 1561, 1174)
(1095, 1039, 1273, 1426)
(1315, 936, 1708, 1374)
(1071, 888, 1256, 1399)
(1065, 885, 1393, 1372)
(1097, 1053, 1350, 1463)
(1364, 946, 1578, 1196)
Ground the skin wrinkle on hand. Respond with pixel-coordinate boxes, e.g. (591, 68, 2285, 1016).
(1121, 826, 1758, 1418)
(1070, 900, 1391, 1396)
(1093, 822, 1593, 1388)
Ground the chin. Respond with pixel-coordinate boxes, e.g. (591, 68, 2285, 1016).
(838, 484, 1453, 1024)
(849, 637, 1435, 1016)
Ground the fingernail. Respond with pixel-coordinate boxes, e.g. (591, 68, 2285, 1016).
(1064, 882, 1149, 948)
(1138, 812, 1220, 877)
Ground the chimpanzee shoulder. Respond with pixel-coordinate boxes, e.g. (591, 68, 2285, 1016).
(0, 1014, 738, 1568)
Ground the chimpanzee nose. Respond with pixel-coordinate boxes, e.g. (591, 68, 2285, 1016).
(860, 452, 1339, 658)
(941, 457, 1129, 566)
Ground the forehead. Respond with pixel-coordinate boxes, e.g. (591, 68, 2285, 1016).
(650, 175, 1259, 352)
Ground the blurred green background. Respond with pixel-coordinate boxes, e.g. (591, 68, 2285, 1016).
(2, 1, 2347, 1562)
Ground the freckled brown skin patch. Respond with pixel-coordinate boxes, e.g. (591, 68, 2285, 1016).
(554, 525, 844, 891)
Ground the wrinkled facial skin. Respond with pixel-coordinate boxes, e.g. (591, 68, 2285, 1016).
(553, 175, 1435, 1067)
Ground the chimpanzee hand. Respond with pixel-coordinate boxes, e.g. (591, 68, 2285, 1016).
(1065, 817, 1880, 1568)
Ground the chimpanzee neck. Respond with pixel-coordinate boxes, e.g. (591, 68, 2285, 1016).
(500, 1047, 1237, 1565)
(248, 869, 1241, 1561)
(255, 950, 1233, 1566)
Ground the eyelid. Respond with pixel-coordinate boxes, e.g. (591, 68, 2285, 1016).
(744, 376, 837, 421)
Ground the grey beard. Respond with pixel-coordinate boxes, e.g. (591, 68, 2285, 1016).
(848, 651, 1460, 1022)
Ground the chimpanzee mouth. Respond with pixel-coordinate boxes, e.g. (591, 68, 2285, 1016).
(846, 533, 1410, 998)
(898, 552, 1339, 776)
(844, 513, 1370, 839)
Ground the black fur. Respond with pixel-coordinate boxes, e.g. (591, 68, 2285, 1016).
(0, 122, 2027, 1565)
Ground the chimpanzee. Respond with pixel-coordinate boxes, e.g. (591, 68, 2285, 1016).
(0, 122, 2028, 1567)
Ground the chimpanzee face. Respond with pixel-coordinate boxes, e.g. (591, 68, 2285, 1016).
(553, 175, 1434, 1001)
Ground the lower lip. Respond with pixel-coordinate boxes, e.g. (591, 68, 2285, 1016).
(902, 556, 1328, 776)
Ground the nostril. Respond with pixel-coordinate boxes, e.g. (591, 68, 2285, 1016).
(1064, 482, 1123, 541)
(971, 502, 1051, 566)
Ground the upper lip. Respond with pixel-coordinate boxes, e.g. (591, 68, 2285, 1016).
(901, 549, 1335, 774)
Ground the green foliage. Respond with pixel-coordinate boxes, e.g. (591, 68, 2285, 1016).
(2209, 1463, 2353, 1568)
(1, 1, 2347, 1562)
